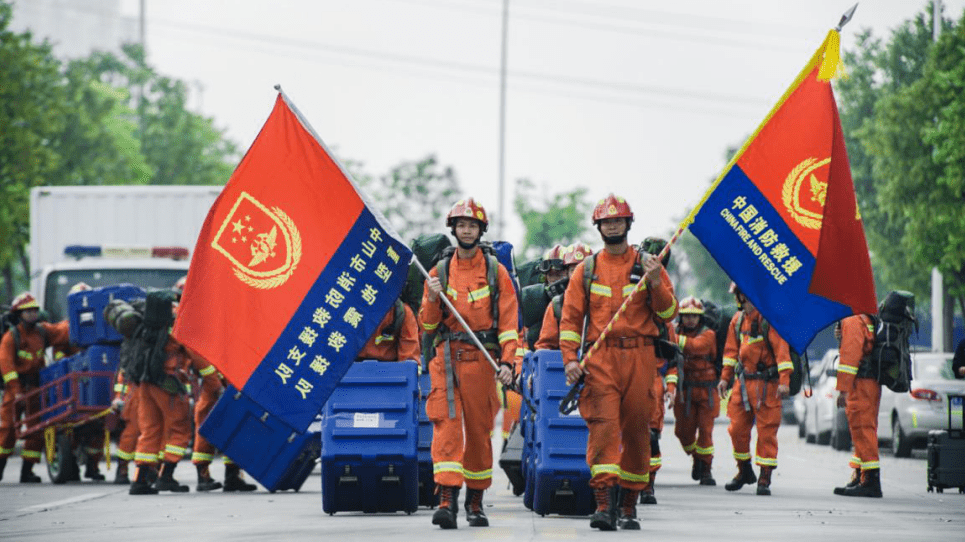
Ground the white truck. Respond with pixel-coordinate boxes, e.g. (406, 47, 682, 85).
(30, 185, 223, 321)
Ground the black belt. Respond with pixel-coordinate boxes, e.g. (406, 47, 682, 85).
(592, 336, 655, 349)
(743, 366, 779, 381)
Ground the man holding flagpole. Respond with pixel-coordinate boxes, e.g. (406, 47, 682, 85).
(420, 197, 518, 530)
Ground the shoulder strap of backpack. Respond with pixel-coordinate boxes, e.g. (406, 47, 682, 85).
(11, 326, 21, 355)
(582, 252, 599, 317)
(382, 299, 406, 337)
(734, 311, 745, 345)
(485, 253, 500, 328)
(552, 294, 563, 323)
(760, 318, 777, 361)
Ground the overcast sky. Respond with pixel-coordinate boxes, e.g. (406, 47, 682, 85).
(114, 0, 962, 245)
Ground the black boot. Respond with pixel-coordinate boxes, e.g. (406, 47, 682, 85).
(589, 485, 618, 531)
(639, 471, 657, 504)
(691, 454, 704, 481)
(464, 488, 488, 527)
(700, 462, 716, 486)
(841, 469, 882, 498)
(833, 468, 861, 495)
(724, 460, 757, 491)
(84, 457, 105, 481)
(432, 485, 460, 529)
(223, 464, 257, 492)
(113, 461, 131, 485)
(129, 465, 159, 495)
(756, 466, 773, 496)
(0, 457, 6, 482)
(196, 463, 223, 492)
(20, 461, 42, 483)
(155, 461, 189, 492)
(617, 487, 641, 530)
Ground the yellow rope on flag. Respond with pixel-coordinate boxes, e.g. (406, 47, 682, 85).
(818, 30, 842, 81)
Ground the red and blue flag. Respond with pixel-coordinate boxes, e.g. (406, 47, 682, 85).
(689, 30, 876, 352)
(173, 91, 412, 432)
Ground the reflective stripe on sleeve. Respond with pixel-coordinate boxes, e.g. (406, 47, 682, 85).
(560, 330, 581, 344)
(777, 361, 794, 372)
(498, 330, 519, 345)
(656, 298, 678, 320)
(837, 365, 858, 375)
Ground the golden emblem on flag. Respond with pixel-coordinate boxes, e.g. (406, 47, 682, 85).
(212, 191, 302, 289)
(782, 157, 831, 230)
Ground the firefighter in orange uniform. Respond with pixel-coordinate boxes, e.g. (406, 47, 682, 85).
(167, 276, 256, 493)
(355, 297, 420, 362)
(111, 369, 138, 484)
(129, 292, 223, 495)
(643, 328, 677, 505)
(559, 194, 678, 531)
(672, 296, 719, 486)
(717, 283, 793, 496)
(0, 293, 72, 482)
(420, 198, 518, 529)
(534, 244, 593, 351)
(833, 314, 882, 498)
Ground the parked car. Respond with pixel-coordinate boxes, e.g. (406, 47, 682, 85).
(878, 351, 962, 457)
(795, 349, 835, 438)
(800, 349, 849, 447)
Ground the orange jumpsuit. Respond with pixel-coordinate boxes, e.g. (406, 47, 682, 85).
(134, 337, 221, 467)
(419, 249, 520, 490)
(649, 348, 678, 475)
(673, 325, 719, 469)
(835, 314, 879, 474)
(114, 371, 140, 464)
(1, 321, 71, 463)
(721, 311, 792, 470)
(355, 302, 420, 362)
(534, 301, 562, 351)
(559, 248, 678, 491)
(191, 371, 223, 467)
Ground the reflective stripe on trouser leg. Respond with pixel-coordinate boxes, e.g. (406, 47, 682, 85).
(581, 344, 655, 490)
(846, 378, 881, 470)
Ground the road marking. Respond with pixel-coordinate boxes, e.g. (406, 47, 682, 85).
(18, 492, 107, 512)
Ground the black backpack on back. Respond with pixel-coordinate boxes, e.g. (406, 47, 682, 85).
(869, 290, 916, 393)
(699, 300, 736, 378)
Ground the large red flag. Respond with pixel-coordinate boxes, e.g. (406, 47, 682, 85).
(688, 29, 876, 352)
(173, 91, 412, 431)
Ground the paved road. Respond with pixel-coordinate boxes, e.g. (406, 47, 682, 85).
(1, 419, 962, 542)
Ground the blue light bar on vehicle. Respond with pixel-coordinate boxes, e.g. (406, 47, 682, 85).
(64, 245, 102, 259)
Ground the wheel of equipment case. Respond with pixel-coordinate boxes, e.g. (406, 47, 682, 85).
(46, 430, 80, 484)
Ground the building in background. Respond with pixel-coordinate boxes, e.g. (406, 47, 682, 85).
(10, 0, 137, 59)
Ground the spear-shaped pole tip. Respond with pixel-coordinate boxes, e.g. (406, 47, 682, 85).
(836, 3, 858, 32)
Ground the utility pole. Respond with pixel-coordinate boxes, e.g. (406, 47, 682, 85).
(930, 0, 953, 352)
(497, 0, 509, 240)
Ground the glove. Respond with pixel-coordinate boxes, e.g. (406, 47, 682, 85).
(111, 397, 125, 413)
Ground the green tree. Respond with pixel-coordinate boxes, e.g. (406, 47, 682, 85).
(374, 154, 461, 241)
(837, 4, 956, 304)
(859, 9, 965, 316)
(514, 179, 592, 260)
(0, 3, 66, 300)
(82, 44, 238, 185)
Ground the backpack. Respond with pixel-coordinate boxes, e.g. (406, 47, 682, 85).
(401, 233, 453, 315)
(516, 258, 543, 289)
(868, 290, 916, 393)
(698, 300, 736, 378)
(734, 311, 806, 396)
(521, 283, 551, 350)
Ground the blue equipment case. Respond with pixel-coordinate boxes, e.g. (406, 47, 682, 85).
(322, 360, 420, 515)
(39, 357, 72, 421)
(67, 284, 145, 346)
(521, 351, 537, 510)
(417, 371, 438, 507)
(530, 350, 594, 516)
(69, 344, 120, 407)
(199, 385, 321, 492)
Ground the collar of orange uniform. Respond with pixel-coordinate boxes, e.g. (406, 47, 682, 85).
(598, 244, 636, 265)
(453, 247, 484, 269)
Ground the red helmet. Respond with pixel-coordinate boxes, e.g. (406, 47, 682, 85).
(678, 296, 705, 315)
(592, 193, 633, 224)
(173, 276, 187, 293)
(68, 282, 92, 296)
(446, 198, 489, 232)
(11, 292, 39, 311)
(563, 243, 593, 267)
(538, 244, 566, 275)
